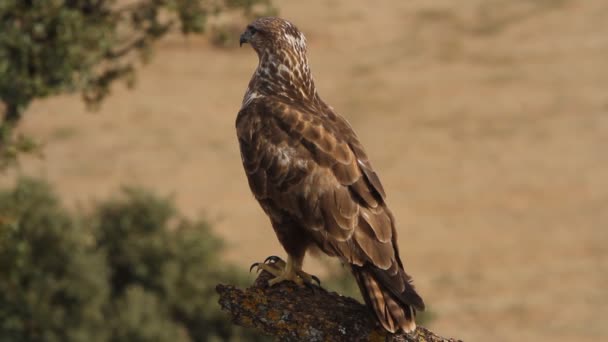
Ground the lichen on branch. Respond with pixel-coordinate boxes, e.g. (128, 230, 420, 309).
(216, 271, 461, 342)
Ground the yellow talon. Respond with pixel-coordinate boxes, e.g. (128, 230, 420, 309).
(250, 255, 320, 287)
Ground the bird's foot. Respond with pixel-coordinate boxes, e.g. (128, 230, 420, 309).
(250, 255, 320, 288)
(250, 255, 285, 278)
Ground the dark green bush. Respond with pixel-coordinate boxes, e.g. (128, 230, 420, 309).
(0, 178, 268, 342)
(0, 178, 109, 342)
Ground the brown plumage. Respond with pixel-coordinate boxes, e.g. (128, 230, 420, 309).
(237, 17, 424, 333)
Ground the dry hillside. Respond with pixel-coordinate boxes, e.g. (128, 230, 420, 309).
(8, 1, 608, 341)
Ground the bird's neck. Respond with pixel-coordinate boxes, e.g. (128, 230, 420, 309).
(244, 50, 318, 107)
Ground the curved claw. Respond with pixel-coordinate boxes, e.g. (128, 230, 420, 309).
(311, 275, 321, 286)
(304, 280, 322, 294)
(249, 262, 260, 273)
(264, 255, 282, 264)
(251, 256, 283, 273)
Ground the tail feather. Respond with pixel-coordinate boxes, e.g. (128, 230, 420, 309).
(352, 265, 423, 333)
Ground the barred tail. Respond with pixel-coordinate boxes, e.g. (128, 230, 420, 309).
(352, 265, 424, 333)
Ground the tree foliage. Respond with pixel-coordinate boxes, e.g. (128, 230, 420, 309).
(0, 0, 275, 167)
(0, 178, 269, 341)
(0, 179, 109, 342)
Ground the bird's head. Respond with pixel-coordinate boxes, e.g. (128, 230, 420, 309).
(239, 17, 307, 60)
(240, 17, 316, 102)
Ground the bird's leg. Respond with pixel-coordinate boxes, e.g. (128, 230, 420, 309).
(267, 255, 303, 286)
(250, 255, 320, 287)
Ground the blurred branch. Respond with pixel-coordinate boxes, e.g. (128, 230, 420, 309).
(217, 271, 461, 342)
(114, 0, 148, 14)
(105, 35, 148, 59)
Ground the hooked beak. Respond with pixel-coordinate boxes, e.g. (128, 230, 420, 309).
(239, 29, 253, 47)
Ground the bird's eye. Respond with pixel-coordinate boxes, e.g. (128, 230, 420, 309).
(248, 26, 258, 35)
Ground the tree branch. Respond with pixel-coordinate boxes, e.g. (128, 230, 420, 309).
(1, 102, 22, 152)
(216, 271, 461, 342)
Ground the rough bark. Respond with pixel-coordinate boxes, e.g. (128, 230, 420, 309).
(216, 271, 461, 342)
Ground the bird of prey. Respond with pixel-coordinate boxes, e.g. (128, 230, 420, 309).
(237, 17, 425, 333)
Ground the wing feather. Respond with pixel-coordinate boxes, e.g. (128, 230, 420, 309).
(238, 98, 396, 270)
(360, 207, 392, 243)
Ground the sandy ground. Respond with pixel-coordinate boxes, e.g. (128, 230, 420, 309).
(7, 0, 608, 340)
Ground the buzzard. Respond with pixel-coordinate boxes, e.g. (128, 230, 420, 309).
(237, 17, 425, 333)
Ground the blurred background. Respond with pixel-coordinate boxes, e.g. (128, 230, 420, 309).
(1, 0, 607, 341)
